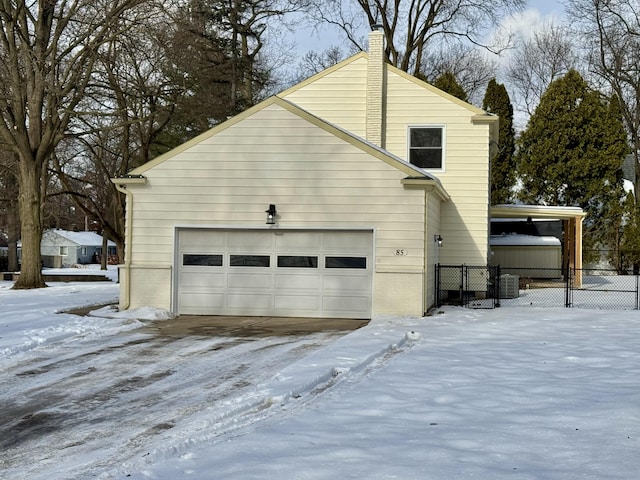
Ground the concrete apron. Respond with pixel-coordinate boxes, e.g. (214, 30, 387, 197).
(146, 316, 370, 338)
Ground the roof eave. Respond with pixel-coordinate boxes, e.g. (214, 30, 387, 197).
(110, 175, 147, 186)
(401, 177, 450, 201)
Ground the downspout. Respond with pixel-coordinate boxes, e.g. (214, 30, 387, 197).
(113, 182, 133, 310)
(111, 175, 145, 310)
(423, 189, 430, 315)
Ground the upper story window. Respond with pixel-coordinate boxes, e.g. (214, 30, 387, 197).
(408, 126, 444, 170)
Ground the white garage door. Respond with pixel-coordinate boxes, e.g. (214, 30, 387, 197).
(176, 229, 373, 318)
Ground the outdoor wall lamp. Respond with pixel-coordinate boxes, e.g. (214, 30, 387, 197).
(434, 234, 443, 247)
(266, 204, 277, 225)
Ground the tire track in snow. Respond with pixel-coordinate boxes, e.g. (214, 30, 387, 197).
(110, 330, 422, 478)
(0, 328, 349, 480)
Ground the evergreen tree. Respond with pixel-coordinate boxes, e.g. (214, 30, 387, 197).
(482, 79, 516, 204)
(619, 192, 640, 275)
(433, 72, 468, 102)
(621, 193, 640, 273)
(516, 70, 629, 262)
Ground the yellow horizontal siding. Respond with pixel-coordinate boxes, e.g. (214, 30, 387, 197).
(282, 58, 367, 138)
(128, 104, 427, 270)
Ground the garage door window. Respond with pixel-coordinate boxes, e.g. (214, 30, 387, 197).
(230, 255, 270, 267)
(325, 256, 367, 269)
(277, 256, 318, 268)
(183, 254, 223, 266)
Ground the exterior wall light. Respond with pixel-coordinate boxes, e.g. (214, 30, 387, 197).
(434, 234, 443, 247)
(266, 204, 277, 225)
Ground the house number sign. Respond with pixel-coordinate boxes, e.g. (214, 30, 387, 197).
(395, 249, 408, 256)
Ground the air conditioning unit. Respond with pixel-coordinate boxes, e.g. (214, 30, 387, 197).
(499, 274, 519, 299)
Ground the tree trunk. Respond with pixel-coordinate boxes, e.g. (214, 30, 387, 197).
(101, 233, 108, 270)
(7, 206, 20, 272)
(13, 160, 45, 289)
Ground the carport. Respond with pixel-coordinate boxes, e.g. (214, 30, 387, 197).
(491, 204, 587, 286)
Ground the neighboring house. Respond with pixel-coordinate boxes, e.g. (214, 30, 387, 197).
(41, 229, 116, 267)
(112, 30, 499, 319)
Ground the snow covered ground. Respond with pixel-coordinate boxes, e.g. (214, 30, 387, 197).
(1, 267, 639, 479)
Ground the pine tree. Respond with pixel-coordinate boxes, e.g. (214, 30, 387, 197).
(516, 70, 629, 263)
(621, 193, 640, 273)
(482, 79, 516, 205)
(433, 72, 468, 102)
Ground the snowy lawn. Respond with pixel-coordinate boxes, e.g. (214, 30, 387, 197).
(1, 270, 639, 479)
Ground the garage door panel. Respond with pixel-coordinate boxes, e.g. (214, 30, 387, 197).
(274, 295, 322, 311)
(323, 232, 373, 252)
(322, 295, 370, 314)
(227, 272, 272, 289)
(275, 231, 323, 250)
(227, 293, 272, 309)
(179, 292, 225, 311)
(227, 231, 272, 249)
(179, 271, 225, 289)
(177, 229, 372, 318)
(323, 274, 371, 292)
(275, 273, 321, 290)
(180, 230, 226, 249)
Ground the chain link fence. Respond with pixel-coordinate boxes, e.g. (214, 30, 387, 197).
(436, 265, 640, 310)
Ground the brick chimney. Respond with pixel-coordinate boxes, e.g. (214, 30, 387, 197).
(366, 27, 385, 147)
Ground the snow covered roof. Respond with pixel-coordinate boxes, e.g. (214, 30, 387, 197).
(490, 234, 561, 246)
(491, 204, 586, 219)
(45, 229, 115, 247)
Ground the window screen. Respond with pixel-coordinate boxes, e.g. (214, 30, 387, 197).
(409, 127, 443, 169)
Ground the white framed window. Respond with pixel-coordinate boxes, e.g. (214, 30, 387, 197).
(81, 247, 87, 256)
(60, 246, 68, 256)
(408, 126, 445, 170)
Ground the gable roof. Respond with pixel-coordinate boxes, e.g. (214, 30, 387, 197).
(44, 229, 114, 247)
(125, 96, 448, 199)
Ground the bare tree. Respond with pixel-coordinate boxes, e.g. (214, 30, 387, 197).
(504, 22, 578, 121)
(0, 0, 150, 289)
(49, 10, 178, 265)
(291, 46, 345, 84)
(567, 0, 640, 203)
(306, 0, 526, 75)
(420, 43, 498, 106)
(0, 148, 20, 272)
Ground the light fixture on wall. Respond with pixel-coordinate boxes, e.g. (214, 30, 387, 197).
(434, 234, 443, 247)
(266, 204, 277, 225)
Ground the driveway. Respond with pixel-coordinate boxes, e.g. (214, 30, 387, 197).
(0, 314, 367, 480)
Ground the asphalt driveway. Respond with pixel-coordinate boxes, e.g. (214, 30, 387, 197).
(146, 315, 369, 337)
(0, 313, 368, 479)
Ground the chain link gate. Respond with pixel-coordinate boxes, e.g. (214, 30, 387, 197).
(436, 265, 500, 309)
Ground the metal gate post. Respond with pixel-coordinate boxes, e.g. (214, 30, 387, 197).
(435, 264, 440, 307)
(565, 264, 572, 308)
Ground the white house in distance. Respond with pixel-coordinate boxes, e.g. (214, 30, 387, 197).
(112, 29, 498, 319)
(41, 229, 116, 267)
